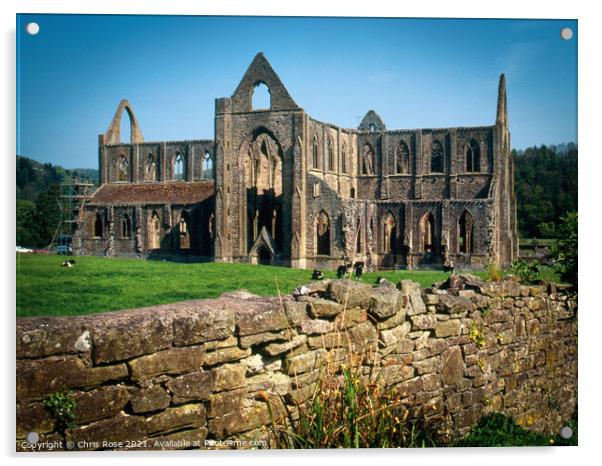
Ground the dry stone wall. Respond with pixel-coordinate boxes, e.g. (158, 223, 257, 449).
(16, 276, 577, 450)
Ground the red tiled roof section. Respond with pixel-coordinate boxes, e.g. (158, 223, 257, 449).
(88, 181, 215, 206)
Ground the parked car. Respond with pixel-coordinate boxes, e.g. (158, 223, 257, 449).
(55, 245, 72, 255)
(16, 246, 33, 253)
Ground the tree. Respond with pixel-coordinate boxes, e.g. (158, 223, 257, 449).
(514, 145, 577, 238)
(551, 212, 577, 294)
(33, 184, 61, 247)
(16, 199, 39, 247)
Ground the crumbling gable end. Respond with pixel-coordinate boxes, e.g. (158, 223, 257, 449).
(230, 53, 299, 113)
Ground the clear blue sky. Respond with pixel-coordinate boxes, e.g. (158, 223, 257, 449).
(17, 14, 577, 169)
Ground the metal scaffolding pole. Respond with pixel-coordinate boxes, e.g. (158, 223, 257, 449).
(49, 176, 95, 254)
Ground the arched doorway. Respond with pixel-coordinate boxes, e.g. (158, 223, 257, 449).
(316, 211, 331, 256)
(149, 212, 161, 250)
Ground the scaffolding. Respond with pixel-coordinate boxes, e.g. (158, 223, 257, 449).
(49, 176, 95, 253)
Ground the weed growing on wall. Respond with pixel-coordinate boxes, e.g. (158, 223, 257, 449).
(469, 322, 486, 349)
(43, 391, 76, 434)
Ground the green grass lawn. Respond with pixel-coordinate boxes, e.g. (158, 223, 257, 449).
(16, 255, 481, 318)
(16, 255, 560, 318)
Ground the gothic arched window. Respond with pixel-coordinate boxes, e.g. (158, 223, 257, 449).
(117, 155, 129, 182)
(149, 212, 161, 249)
(316, 211, 330, 255)
(421, 212, 436, 253)
(361, 143, 375, 175)
(395, 141, 410, 174)
(94, 212, 103, 238)
(328, 138, 335, 172)
(201, 151, 213, 179)
(174, 153, 185, 181)
(179, 212, 190, 250)
(430, 141, 444, 173)
(145, 154, 156, 181)
(466, 139, 481, 173)
(121, 214, 131, 239)
(341, 142, 348, 174)
(459, 210, 475, 254)
(312, 135, 319, 169)
(252, 82, 271, 110)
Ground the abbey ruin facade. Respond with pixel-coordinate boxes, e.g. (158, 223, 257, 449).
(76, 53, 518, 269)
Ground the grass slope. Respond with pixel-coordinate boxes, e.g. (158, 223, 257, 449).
(16, 255, 477, 318)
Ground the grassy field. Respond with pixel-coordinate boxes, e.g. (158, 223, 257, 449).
(16, 255, 559, 318)
(16, 255, 486, 318)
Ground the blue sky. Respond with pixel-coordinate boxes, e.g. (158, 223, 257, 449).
(16, 15, 577, 169)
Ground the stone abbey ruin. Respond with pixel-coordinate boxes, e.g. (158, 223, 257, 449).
(76, 53, 518, 269)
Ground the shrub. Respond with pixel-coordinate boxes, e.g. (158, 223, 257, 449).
(510, 258, 541, 284)
(267, 353, 444, 448)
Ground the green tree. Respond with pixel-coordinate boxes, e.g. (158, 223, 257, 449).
(551, 212, 577, 294)
(33, 184, 61, 247)
(16, 199, 39, 247)
(514, 144, 577, 238)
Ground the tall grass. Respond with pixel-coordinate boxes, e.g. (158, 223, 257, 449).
(266, 353, 443, 448)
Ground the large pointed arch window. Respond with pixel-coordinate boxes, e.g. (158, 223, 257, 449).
(466, 139, 481, 173)
(430, 141, 444, 173)
(316, 211, 330, 255)
(459, 210, 475, 254)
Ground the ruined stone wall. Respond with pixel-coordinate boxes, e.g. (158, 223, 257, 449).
(79, 200, 214, 259)
(102, 140, 213, 184)
(16, 276, 576, 450)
